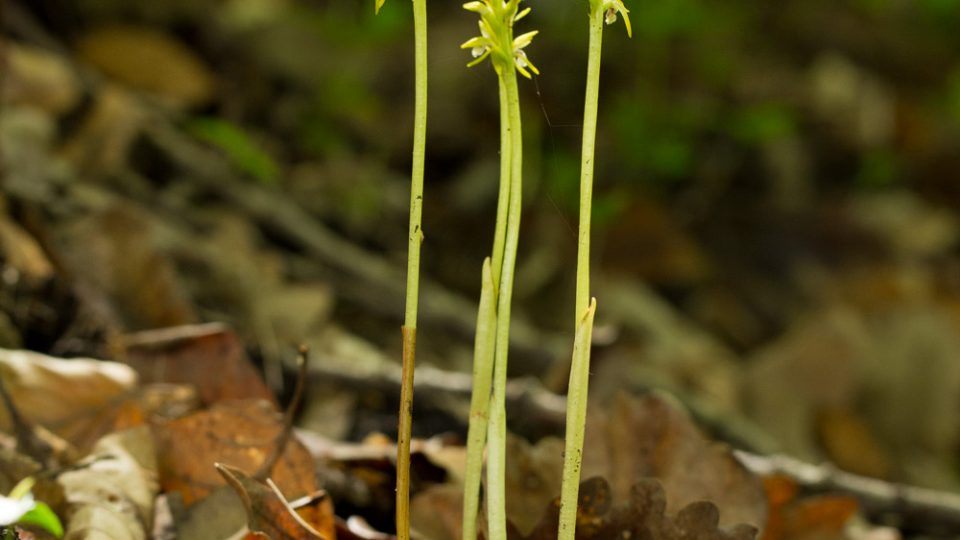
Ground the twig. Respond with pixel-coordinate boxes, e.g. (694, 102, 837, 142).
(735, 450, 960, 534)
(254, 345, 309, 481)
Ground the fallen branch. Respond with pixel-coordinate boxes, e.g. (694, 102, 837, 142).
(310, 355, 960, 536)
(735, 450, 960, 535)
(142, 122, 565, 376)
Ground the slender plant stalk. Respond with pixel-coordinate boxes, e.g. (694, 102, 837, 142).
(573, 13, 602, 320)
(491, 74, 513, 288)
(461, 258, 497, 540)
(395, 0, 429, 537)
(486, 64, 524, 540)
(558, 1, 630, 537)
(558, 10, 601, 538)
(557, 299, 597, 539)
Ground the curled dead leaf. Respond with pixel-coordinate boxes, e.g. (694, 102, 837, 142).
(216, 463, 335, 540)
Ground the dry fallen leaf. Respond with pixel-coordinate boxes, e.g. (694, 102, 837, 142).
(217, 463, 335, 540)
(502, 435, 564, 535)
(760, 475, 859, 540)
(154, 399, 317, 506)
(58, 426, 159, 540)
(0, 214, 54, 284)
(77, 24, 215, 107)
(518, 477, 758, 540)
(1, 41, 82, 115)
(582, 393, 767, 531)
(54, 205, 198, 331)
(122, 324, 274, 406)
(0, 348, 137, 446)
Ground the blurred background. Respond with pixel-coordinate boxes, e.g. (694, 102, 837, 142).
(3, 0, 960, 511)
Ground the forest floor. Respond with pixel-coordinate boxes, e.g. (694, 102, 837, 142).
(3, 0, 960, 538)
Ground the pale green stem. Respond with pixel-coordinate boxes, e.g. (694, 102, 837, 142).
(557, 300, 597, 539)
(396, 0, 428, 537)
(558, 8, 604, 539)
(575, 10, 602, 319)
(464, 54, 514, 540)
(462, 258, 497, 540)
(490, 76, 512, 289)
(403, 0, 428, 330)
(486, 63, 523, 540)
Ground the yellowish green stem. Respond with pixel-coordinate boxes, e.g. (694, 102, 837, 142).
(396, 0, 428, 537)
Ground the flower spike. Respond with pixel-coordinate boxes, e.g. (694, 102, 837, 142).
(461, 0, 539, 76)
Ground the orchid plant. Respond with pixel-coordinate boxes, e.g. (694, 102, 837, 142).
(557, 0, 631, 538)
(459, 1, 538, 538)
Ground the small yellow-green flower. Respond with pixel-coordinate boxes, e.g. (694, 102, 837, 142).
(375, 0, 385, 14)
(460, 0, 539, 78)
(600, 0, 632, 37)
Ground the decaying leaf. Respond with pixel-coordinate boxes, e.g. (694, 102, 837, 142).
(759, 474, 862, 540)
(67, 383, 200, 453)
(0, 348, 137, 447)
(582, 393, 767, 531)
(77, 25, 215, 108)
(54, 205, 198, 332)
(0, 214, 54, 284)
(409, 484, 463, 540)
(154, 399, 317, 506)
(216, 463, 335, 540)
(58, 426, 159, 540)
(1, 41, 82, 116)
(519, 477, 758, 540)
(502, 435, 564, 535)
(121, 324, 274, 406)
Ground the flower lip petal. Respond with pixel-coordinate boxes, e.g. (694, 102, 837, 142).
(602, 0, 632, 37)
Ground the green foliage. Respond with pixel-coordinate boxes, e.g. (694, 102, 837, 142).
(611, 97, 699, 183)
(631, 0, 706, 40)
(188, 118, 278, 184)
(18, 502, 63, 538)
(728, 103, 796, 145)
(855, 150, 901, 188)
(946, 67, 960, 127)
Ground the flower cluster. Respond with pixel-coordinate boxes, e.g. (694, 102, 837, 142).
(461, 0, 539, 78)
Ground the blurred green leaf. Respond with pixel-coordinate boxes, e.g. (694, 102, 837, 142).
(728, 103, 795, 145)
(855, 150, 900, 188)
(188, 118, 279, 184)
(18, 502, 63, 538)
(946, 67, 960, 126)
(633, 0, 706, 39)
